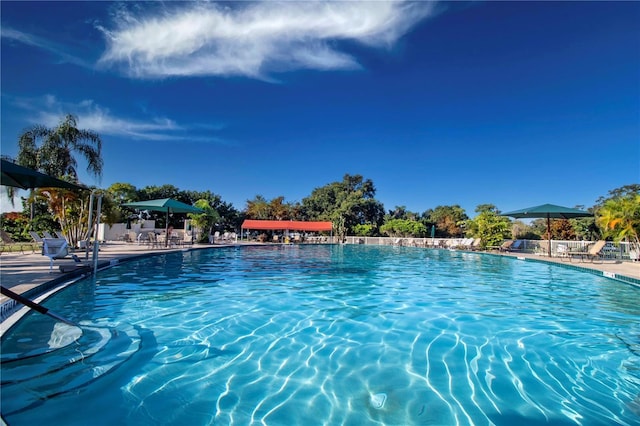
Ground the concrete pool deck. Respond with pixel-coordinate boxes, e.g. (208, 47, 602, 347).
(1, 242, 638, 308)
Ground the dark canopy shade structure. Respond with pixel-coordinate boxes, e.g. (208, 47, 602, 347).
(122, 198, 204, 246)
(241, 220, 333, 232)
(1, 159, 85, 190)
(501, 203, 593, 257)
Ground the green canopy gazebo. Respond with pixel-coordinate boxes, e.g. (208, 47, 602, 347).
(1, 159, 85, 190)
(122, 198, 203, 246)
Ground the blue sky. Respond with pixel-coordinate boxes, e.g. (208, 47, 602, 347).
(1, 1, 639, 216)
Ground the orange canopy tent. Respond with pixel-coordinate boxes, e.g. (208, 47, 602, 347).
(241, 220, 333, 232)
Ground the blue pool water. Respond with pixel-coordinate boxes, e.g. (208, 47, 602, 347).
(2, 245, 639, 425)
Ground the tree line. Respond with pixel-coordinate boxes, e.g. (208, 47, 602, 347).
(2, 115, 639, 251)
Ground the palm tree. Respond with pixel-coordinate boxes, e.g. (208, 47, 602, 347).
(17, 114, 103, 181)
(245, 195, 271, 219)
(597, 194, 640, 259)
(15, 114, 103, 230)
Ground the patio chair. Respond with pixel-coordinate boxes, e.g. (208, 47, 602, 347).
(557, 244, 570, 261)
(42, 231, 55, 239)
(42, 238, 69, 272)
(149, 232, 163, 249)
(569, 240, 607, 263)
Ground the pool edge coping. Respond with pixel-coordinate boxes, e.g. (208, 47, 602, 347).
(478, 250, 640, 288)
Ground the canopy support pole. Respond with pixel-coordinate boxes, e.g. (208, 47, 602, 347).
(547, 216, 552, 258)
(92, 193, 102, 273)
(85, 192, 94, 260)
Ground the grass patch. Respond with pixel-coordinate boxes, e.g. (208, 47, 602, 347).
(0, 243, 40, 254)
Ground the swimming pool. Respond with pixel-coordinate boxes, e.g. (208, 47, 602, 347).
(2, 245, 639, 425)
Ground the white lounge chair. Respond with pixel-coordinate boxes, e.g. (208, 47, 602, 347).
(42, 238, 69, 272)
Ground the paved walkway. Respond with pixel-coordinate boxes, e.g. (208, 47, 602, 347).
(485, 251, 639, 283)
(1, 242, 638, 306)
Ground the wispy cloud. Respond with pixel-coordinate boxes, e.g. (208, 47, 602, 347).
(98, 1, 437, 79)
(1, 27, 93, 69)
(7, 94, 228, 144)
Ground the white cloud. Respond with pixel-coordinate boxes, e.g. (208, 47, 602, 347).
(98, 1, 436, 79)
(1, 27, 93, 69)
(8, 95, 227, 144)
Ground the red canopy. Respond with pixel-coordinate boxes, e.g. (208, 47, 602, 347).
(241, 220, 333, 232)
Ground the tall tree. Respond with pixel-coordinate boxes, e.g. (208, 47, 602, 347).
(302, 174, 385, 238)
(15, 114, 103, 234)
(387, 206, 419, 221)
(596, 192, 640, 252)
(246, 195, 272, 220)
(428, 205, 468, 237)
(549, 219, 576, 240)
(17, 114, 103, 181)
(269, 196, 290, 221)
(465, 209, 510, 249)
(188, 199, 222, 243)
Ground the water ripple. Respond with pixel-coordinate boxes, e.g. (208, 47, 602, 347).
(2, 245, 639, 425)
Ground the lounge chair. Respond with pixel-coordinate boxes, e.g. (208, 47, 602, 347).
(460, 238, 475, 249)
(469, 238, 482, 251)
(569, 240, 607, 263)
(29, 231, 44, 244)
(209, 231, 219, 244)
(42, 231, 55, 239)
(507, 240, 523, 252)
(490, 240, 513, 251)
(1, 229, 31, 254)
(42, 238, 69, 272)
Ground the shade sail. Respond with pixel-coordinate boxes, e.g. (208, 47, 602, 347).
(1, 159, 85, 190)
(241, 220, 333, 232)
